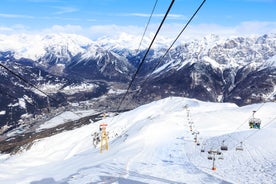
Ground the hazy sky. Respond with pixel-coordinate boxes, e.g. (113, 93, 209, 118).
(0, 0, 276, 39)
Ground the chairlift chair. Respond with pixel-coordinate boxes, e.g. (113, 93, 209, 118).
(221, 145, 228, 151)
(236, 142, 244, 151)
(220, 140, 228, 151)
(249, 111, 261, 129)
(218, 153, 224, 160)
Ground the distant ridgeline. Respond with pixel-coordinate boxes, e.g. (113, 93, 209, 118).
(0, 33, 275, 130)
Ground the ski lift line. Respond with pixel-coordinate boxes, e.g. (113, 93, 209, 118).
(137, 0, 159, 53)
(0, 63, 58, 103)
(150, 0, 206, 73)
(116, 0, 175, 112)
(134, 0, 206, 91)
(213, 98, 275, 150)
(218, 115, 276, 161)
(243, 116, 276, 142)
(211, 122, 268, 161)
(234, 91, 276, 132)
(0, 63, 85, 120)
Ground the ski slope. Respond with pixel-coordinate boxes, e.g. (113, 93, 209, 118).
(0, 97, 275, 184)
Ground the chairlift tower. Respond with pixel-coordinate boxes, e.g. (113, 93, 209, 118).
(207, 149, 222, 170)
(100, 123, 109, 153)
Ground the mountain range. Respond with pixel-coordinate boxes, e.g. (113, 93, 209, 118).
(0, 33, 275, 132)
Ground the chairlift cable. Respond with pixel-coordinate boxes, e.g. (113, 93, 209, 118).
(212, 92, 276, 151)
(137, 0, 159, 52)
(134, 0, 206, 93)
(116, 0, 175, 112)
(234, 91, 275, 131)
(0, 63, 58, 103)
(243, 115, 276, 141)
(0, 63, 85, 120)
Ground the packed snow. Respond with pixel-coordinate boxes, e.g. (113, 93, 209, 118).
(0, 97, 275, 184)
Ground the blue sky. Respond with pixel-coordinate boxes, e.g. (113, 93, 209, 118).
(0, 0, 276, 39)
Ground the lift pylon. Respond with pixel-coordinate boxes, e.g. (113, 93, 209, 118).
(207, 149, 222, 171)
(100, 123, 109, 153)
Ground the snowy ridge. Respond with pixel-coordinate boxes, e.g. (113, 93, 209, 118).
(0, 33, 93, 61)
(0, 97, 275, 183)
(97, 32, 174, 51)
(0, 33, 275, 126)
(151, 33, 276, 75)
(0, 33, 275, 71)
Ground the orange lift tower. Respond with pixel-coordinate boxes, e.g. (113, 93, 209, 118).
(100, 123, 109, 153)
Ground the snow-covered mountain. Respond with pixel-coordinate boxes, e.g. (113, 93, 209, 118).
(136, 34, 276, 105)
(0, 97, 275, 183)
(0, 33, 275, 131)
(0, 34, 93, 61)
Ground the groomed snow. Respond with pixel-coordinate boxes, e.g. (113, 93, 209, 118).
(0, 97, 275, 184)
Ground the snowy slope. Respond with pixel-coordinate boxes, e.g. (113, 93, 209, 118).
(0, 97, 275, 184)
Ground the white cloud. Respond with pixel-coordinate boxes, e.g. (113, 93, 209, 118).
(235, 21, 276, 35)
(0, 24, 30, 34)
(1, 21, 276, 41)
(119, 13, 186, 20)
(87, 24, 144, 39)
(0, 26, 14, 32)
(52, 6, 78, 15)
(0, 13, 33, 19)
(42, 24, 83, 34)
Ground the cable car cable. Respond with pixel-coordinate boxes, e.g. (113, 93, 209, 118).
(0, 62, 85, 121)
(137, 0, 159, 52)
(133, 0, 206, 97)
(211, 91, 276, 152)
(116, 0, 175, 112)
(0, 63, 58, 103)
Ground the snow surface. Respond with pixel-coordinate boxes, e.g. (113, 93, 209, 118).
(0, 97, 275, 184)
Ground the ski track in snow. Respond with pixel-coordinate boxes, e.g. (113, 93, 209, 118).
(0, 97, 275, 184)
